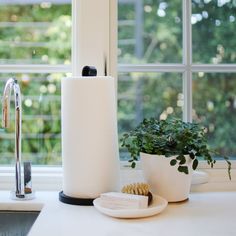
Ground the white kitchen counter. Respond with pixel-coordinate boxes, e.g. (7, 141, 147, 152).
(0, 191, 236, 236)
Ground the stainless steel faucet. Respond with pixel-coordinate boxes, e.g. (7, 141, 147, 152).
(2, 78, 34, 200)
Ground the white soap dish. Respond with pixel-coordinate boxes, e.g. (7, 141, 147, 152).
(93, 194, 168, 219)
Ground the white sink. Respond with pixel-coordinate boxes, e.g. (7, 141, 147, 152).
(0, 211, 39, 236)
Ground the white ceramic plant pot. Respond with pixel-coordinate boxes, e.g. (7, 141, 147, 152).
(140, 152, 193, 202)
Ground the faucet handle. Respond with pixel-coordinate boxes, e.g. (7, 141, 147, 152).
(2, 78, 15, 128)
(24, 161, 32, 194)
(10, 161, 35, 200)
(2, 95, 10, 128)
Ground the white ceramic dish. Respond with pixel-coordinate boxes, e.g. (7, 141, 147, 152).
(93, 195, 168, 219)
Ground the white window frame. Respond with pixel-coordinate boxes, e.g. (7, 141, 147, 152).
(118, 0, 236, 172)
(0, 0, 235, 191)
(0, 0, 117, 190)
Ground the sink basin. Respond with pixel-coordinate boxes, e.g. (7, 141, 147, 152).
(0, 211, 39, 236)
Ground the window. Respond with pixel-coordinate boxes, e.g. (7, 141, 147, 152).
(0, 0, 235, 169)
(0, 1, 71, 165)
(118, 0, 236, 163)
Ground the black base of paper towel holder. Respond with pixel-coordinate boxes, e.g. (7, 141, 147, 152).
(59, 191, 94, 206)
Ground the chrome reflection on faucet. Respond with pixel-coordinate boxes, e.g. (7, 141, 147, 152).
(2, 78, 34, 200)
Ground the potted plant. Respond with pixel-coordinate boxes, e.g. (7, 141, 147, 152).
(120, 117, 231, 202)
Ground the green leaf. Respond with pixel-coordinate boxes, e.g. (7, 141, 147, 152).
(131, 162, 136, 168)
(179, 157, 186, 165)
(178, 166, 189, 175)
(192, 159, 198, 170)
(189, 152, 195, 159)
(170, 159, 177, 166)
(176, 156, 182, 161)
(226, 160, 232, 181)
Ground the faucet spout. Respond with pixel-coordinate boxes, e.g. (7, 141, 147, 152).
(2, 78, 34, 200)
(2, 78, 23, 196)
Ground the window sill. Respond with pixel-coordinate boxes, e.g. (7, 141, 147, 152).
(0, 161, 235, 192)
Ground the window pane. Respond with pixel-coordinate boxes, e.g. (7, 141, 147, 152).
(192, 0, 236, 64)
(0, 1, 71, 64)
(118, 72, 182, 160)
(0, 73, 65, 165)
(193, 73, 236, 159)
(118, 0, 182, 64)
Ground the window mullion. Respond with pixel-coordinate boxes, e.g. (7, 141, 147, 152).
(192, 64, 236, 72)
(0, 64, 71, 73)
(118, 64, 186, 72)
(182, 0, 192, 122)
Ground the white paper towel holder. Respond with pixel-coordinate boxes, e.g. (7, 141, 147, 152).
(59, 66, 97, 206)
(59, 66, 120, 206)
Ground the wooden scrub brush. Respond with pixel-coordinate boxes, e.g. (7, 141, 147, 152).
(122, 182, 153, 205)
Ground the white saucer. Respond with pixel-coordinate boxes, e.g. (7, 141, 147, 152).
(93, 195, 168, 219)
